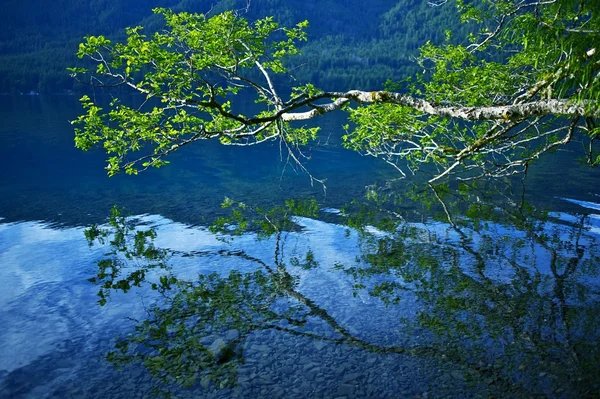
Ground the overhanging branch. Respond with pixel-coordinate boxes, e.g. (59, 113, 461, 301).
(280, 91, 600, 122)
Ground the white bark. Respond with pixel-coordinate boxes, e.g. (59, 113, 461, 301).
(280, 90, 599, 122)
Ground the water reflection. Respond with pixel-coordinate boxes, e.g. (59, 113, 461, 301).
(85, 181, 600, 398)
(345, 181, 600, 397)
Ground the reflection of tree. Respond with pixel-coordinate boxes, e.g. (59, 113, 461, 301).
(343, 181, 600, 397)
(87, 184, 600, 397)
(87, 201, 455, 395)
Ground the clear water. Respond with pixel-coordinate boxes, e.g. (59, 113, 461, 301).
(1, 95, 599, 398)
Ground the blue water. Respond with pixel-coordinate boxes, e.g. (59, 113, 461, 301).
(0, 95, 397, 226)
(1, 95, 600, 398)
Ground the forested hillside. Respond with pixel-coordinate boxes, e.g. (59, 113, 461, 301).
(0, 0, 464, 93)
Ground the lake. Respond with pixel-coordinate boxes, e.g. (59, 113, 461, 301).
(1, 95, 599, 398)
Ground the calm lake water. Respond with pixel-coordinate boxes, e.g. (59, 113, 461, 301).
(1, 95, 599, 398)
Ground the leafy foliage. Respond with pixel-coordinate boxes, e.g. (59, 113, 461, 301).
(72, 1, 600, 183)
(342, 0, 600, 180)
(71, 8, 313, 176)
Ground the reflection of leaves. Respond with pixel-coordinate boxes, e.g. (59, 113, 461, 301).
(290, 249, 319, 270)
(85, 205, 169, 305)
(369, 281, 405, 306)
(339, 180, 600, 396)
(210, 197, 319, 238)
(87, 185, 600, 397)
(107, 269, 298, 391)
(86, 202, 322, 393)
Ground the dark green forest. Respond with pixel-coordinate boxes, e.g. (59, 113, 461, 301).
(0, 0, 465, 94)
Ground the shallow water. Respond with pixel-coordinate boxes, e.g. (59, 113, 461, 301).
(1, 95, 600, 398)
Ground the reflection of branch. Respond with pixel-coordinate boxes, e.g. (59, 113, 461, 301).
(428, 184, 521, 315)
(192, 227, 532, 392)
(428, 183, 457, 228)
(90, 191, 600, 396)
(538, 214, 587, 366)
(337, 183, 600, 392)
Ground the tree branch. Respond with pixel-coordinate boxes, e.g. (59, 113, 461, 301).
(280, 91, 600, 122)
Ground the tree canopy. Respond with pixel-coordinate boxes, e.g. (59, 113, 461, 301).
(70, 0, 600, 183)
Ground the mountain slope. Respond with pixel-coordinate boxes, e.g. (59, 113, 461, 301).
(0, 0, 464, 93)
